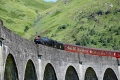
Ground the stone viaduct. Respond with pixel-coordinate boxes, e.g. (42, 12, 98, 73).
(0, 20, 120, 80)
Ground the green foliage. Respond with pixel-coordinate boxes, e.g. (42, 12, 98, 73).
(6, 19, 15, 23)
(24, 26, 29, 32)
(51, 10, 61, 17)
(0, 0, 55, 36)
(1, 0, 120, 50)
(58, 25, 67, 29)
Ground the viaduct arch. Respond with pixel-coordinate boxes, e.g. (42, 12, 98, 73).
(65, 66, 79, 80)
(103, 68, 118, 80)
(4, 54, 19, 80)
(24, 59, 38, 80)
(84, 67, 98, 80)
(0, 20, 120, 80)
(43, 63, 57, 80)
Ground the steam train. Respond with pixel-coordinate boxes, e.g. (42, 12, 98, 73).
(35, 37, 120, 58)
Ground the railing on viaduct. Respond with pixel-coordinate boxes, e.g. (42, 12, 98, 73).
(0, 19, 120, 80)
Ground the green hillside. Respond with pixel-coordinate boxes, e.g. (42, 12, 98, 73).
(0, 0, 55, 36)
(0, 0, 120, 50)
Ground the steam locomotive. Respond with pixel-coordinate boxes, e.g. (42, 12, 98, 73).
(34, 37, 120, 58)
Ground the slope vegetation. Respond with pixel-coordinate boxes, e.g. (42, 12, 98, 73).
(0, 0, 54, 36)
(1, 0, 120, 50)
(26, 0, 120, 50)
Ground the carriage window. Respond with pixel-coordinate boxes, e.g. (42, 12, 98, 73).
(118, 53, 120, 56)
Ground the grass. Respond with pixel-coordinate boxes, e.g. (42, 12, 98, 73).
(0, 0, 55, 36)
(1, 0, 120, 50)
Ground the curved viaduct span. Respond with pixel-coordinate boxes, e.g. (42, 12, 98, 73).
(0, 20, 120, 80)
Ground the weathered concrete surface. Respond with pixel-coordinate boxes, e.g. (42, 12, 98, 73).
(0, 20, 120, 80)
(0, 20, 39, 80)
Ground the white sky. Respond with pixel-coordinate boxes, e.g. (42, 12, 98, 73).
(44, 0, 57, 2)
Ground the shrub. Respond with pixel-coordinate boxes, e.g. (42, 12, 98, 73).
(24, 26, 29, 32)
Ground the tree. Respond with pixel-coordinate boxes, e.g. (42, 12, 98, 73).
(24, 26, 29, 32)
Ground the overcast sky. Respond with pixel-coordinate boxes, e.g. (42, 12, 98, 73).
(44, 0, 57, 2)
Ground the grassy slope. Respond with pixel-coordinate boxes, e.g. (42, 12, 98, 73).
(25, 0, 120, 50)
(0, 0, 120, 50)
(0, 0, 54, 36)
